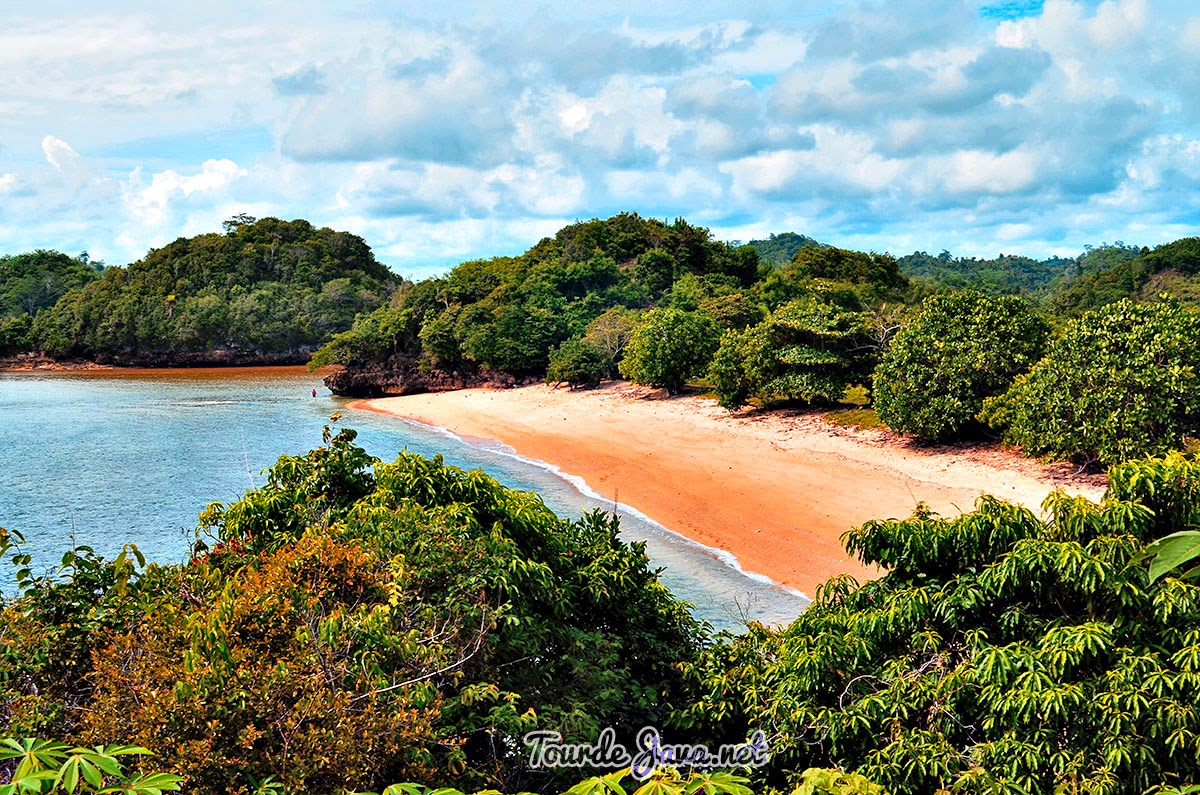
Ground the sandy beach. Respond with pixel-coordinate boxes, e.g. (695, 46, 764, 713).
(352, 382, 1107, 598)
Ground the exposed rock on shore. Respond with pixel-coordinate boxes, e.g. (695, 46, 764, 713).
(322, 359, 536, 397)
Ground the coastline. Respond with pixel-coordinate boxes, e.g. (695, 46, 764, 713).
(351, 382, 1108, 597)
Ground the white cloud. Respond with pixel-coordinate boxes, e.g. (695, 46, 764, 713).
(937, 148, 1040, 195)
(41, 136, 82, 173)
(1, 0, 1200, 273)
(1088, 0, 1147, 50)
(123, 159, 247, 227)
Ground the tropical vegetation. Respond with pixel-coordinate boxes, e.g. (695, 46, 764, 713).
(982, 298, 1200, 467)
(6, 432, 1200, 792)
(9, 212, 1200, 464)
(872, 291, 1050, 441)
(20, 216, 398, 363)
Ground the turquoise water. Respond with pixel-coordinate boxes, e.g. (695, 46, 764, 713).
(0, 367, 808, 631)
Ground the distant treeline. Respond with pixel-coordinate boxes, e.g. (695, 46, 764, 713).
(6, 211, 1200, 464)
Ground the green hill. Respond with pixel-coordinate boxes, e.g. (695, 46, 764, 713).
(1049, 238, 1200, 315)
(747, 231, 824, 266)
(0, 250, 101, 354)
(314, 212, 764, 394)
(31, 216, 400, 364)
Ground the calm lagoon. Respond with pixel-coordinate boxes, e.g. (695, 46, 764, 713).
(0, 367, 807, 631)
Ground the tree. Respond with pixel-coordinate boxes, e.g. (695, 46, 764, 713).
(872, 291, 1050, 441)
(546, 339, 608, 388)
(982, 297, 1200, 466)
(709, 297, 876, 410)
(221, 212, 257, 233)
(618, 309, 720, 394)
(581, 307, 640, 376)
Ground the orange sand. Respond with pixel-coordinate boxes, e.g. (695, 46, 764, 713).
(352, 382, 1107, 598)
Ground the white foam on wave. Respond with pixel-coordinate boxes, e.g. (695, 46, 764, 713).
(394, 416, 810, 603)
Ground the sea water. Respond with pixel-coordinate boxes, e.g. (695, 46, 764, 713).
(0, 367, 808, 631)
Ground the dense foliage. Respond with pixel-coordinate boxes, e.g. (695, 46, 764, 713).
(29, 217, 398, 361)
(618, 308, 720, 393)
(678, 455, 1200, 794)
(710, 297, 880, 410)
(0, 251, 100, 355)
(311, 213, 759, 384)
(982, 298, 1200, 467)
(310, 213, 1200, 464)
(0, 424, 702, 795)
(11, 432, 1200, 792)
(872, 291, 1050, 441)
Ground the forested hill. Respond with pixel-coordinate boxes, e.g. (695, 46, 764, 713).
(747, 231, 824, 265)
(1050, 236, 1200, 314)
(312, 212, 810, 396)
(29, 216, 400, 365)
(0, 250, 102, 355)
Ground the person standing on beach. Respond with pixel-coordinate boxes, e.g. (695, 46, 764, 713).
(312, 388, 317, 398)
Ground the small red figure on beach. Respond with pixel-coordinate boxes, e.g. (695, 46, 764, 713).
(312, 388, 317, 398)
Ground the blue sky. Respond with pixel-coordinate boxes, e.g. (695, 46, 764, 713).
(1, 0, 1196, 279)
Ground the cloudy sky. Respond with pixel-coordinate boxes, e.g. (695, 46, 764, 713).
(1, 0, 1197, 278)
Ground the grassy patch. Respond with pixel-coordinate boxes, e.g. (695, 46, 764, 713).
(826, 407, 884, 431)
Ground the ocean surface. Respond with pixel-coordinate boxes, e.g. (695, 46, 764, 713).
(0, 367, 809, 631)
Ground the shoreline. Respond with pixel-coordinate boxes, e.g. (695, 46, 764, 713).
(392, 412, 811, 605)
(350, 382, 1108, 597)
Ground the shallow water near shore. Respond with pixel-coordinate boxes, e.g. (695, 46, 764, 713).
(0, 367, 807, 631)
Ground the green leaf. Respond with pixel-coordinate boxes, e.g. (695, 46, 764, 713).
(1140, 531, 1200, 582)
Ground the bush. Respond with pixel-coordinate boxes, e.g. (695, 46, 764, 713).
(546, 339, 608, 388)
(982, 297, 1200, 466)
(873, 291, 1049, 441)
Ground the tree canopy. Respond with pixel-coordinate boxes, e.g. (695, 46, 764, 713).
(872, 291, 1050, 441)
(711, 297, 878, 410)
(0, 423, 702, 795)
(30, 218, 399, 362)
(314, 213, 755, 388)
(0, 250, 101, 355)
(678, 455, 1200, 794)
(982, 298, 1200, 467)
(618, 308, 720, 393)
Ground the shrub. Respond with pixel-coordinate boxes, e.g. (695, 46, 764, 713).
(873, 291, 1049, 441)
(546, 340, 608, 388)
(982, 297, 1200, 466)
